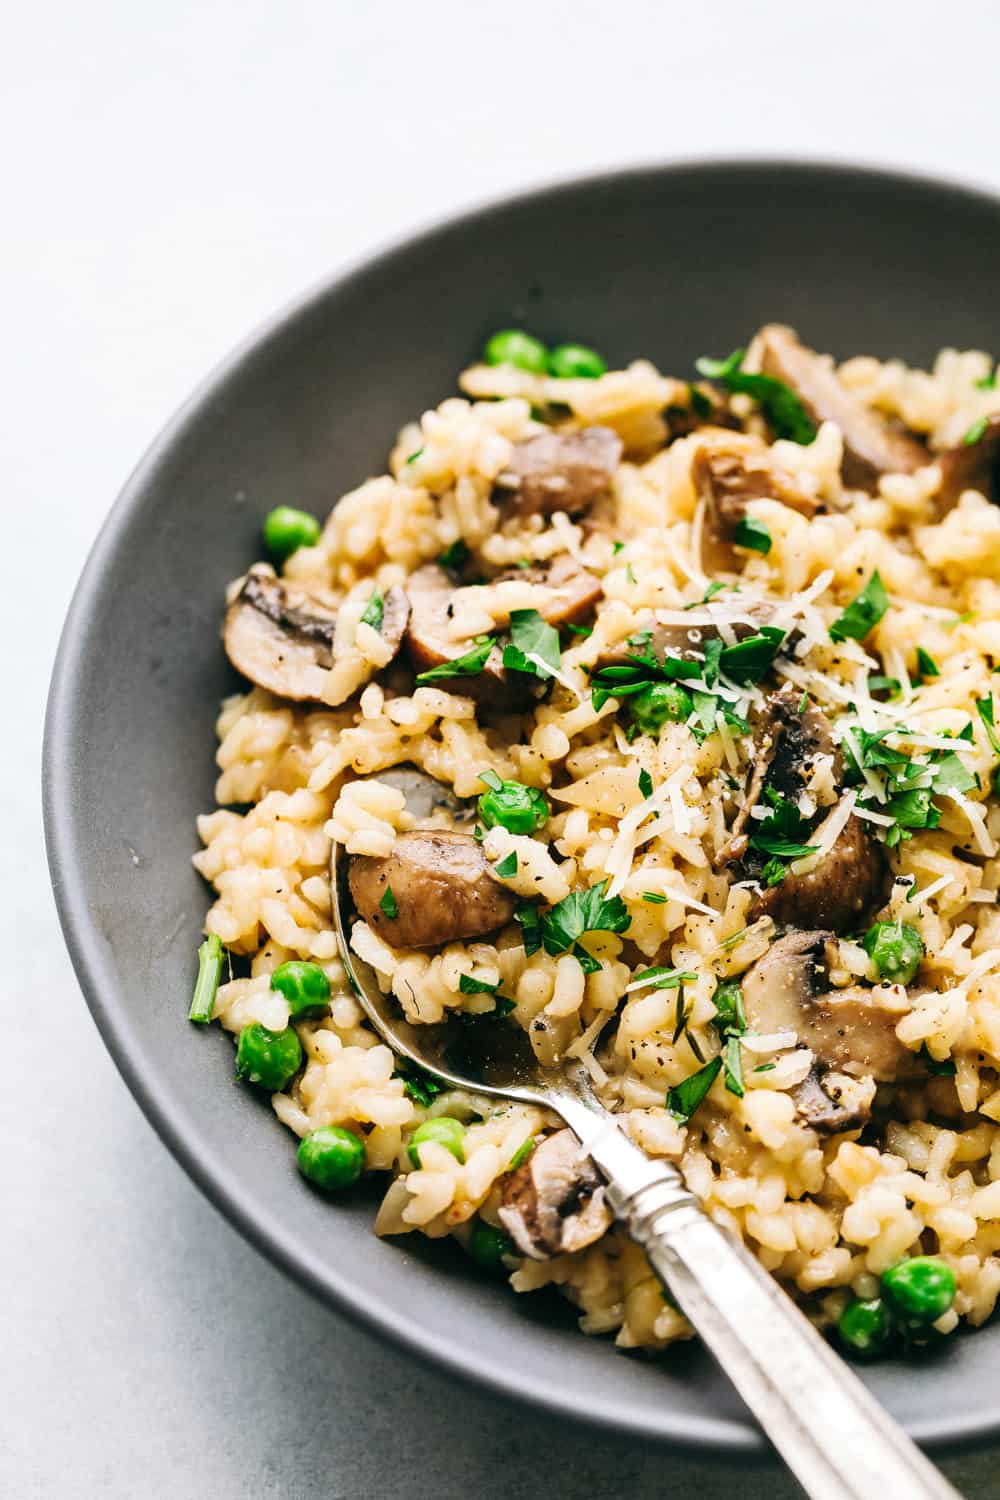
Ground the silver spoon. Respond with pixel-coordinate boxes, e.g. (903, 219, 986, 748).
(331, 766, 961, 1500)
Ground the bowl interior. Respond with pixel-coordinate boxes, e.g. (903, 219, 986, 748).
(45, 160, 1000, 1451)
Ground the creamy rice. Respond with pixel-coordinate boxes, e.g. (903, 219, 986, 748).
(193, 329, 1000, 1352)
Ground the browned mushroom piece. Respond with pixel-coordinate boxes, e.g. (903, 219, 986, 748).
(691, 433, 823, 573)
(755, 325, 927, 491)
(405, 559, 600, 708)
(493, 427, 623, 518)
(750, 813, 889, 933)
(348, 830, 516, 949)
(742, 930, 917, 1107)
(716, 686, 837, 865)
(936, 414, 1000, 507)
(790, 1067, 876, 1135)
(493, 553, 604, 628)
(223, 564, 410, 702)
(497, 1129, 612, 1260)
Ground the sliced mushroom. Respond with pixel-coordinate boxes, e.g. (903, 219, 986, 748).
(691, 432, 822, 572)
(742, 929, 914, 1083)
(493, 427, 623, 518)
(756, 325, 927, 491)
(498, 1129, 612, 1260)
(717, 687, 837, 865)
(936, 415, 1000, 507)
(750, 813, 888, 933)
(493, 553, 603, 628)
(224, 565, 410, 702)
(791, 1067, 877, 1135)
(348, 830, 516, 949)
(405, 560, 599, 708)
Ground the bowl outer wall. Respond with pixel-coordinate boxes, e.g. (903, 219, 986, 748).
(43, 159, 1000, 1454)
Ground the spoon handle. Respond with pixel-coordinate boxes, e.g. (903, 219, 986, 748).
(554, 1093, 962, 1500)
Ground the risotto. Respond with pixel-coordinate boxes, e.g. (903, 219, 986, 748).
(192, 323, 1000, 1356)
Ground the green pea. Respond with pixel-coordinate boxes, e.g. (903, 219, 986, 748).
(235, 1022, 303, 1092)
(482, 329, 549, 373)
(837, 1297, 893, 1358)
(467, 1219, 516, 1275)
(881, 1256, 957, 1326)
(629, 683, 693, 737)
(478, 780, 550, 835)
(270, 960, 331, 1020)
(262, 505, 321, 563)
(862, 921, 923, 985)
(408, 1116, 466, 1169)
(547, 343, 608, 380)
(297, 1125, 365, 1191)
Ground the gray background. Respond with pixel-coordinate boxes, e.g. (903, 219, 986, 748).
(6, 1, 1000, 1495)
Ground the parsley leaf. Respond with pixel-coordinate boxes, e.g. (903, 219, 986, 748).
(695, 350, 816, 445)
(415, 635, 494, 684)
(915, 647, 940, 679)
(747, 788, 818, 861)
(632, 965, 698, 990)
(964, 416, 989, 446)
(642, 891, 667, 904)
(515, 902, 542, 956)
(540, 880, 631, 958)
(710, 980, 746, 1037)
(638, 768, 654, 799)
(394, 1064, 444, 1107)
(733, 515, 772, 555)
(688, 383, 713, 419)
(667, 1056, 722, 1123)
(405, 447, 425, 465)
(494, 850, 518, 879)
(868, 675, 901, 697)
(829, 572, 889, 643)
(684, 580, 727, 609)
(723, 1035, 745, 1098)
(360, 588, 384, 632)
(930, 752, 976, 796)
(976, 368, 997, 391)
(502, 609, 561, 680)
(438, 538, 470, 571)
(508, 1137, 535, 1169)
(379, 886, 398, 918)
(977, 697, 1000, 756)
(458, 974, 502, 995)
(881, 787, 941, 847)
(718, 626, 786, 685)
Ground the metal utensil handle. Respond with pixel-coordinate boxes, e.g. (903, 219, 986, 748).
(556, 1094, 962, 1500)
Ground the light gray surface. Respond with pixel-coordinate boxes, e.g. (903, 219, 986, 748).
(5, 2, 1000, 1495)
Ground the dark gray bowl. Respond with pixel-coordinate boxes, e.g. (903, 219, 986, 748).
(44, 160, 1000, 1454)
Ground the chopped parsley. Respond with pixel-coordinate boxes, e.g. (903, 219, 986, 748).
(539, 880, 631, 970)
(502, 609, 562, 680)
(746, 787, 819, 861)
(564, 622, 592, 638)
(458, 973, 503, 996)
(494, 850, 519, 879)
(868, 675, 901, 697)
(438, 538, 470, 571)
(964, 416, 989, 446)
(919, 1043, 957, 1077)
(733, 515, 772, 555)
(976, 368, 997, 391)
(689, 382, 713, 419)
(710, 979, 746, 1037)
(638, 768, 654, 799)
(415, 635, 494, 684)
(695, 350, 816, 445)
(509, 1137, 535, 1169)
(718, 627, 786, 685)
(915, 647, 940, 679)
(632, 965, 698, 990)
(612, 541, 625, 555)
(379, 886, 398, 919)
(405, 447, 425, 465)
(844, 725, 973, 845)
(394, 1064, 444, 1107)
(930, 751, 976, 796)
(625, 564, 637, 585)
(642, 891, 667, 904)
(945, 611, 976, 629)
(515, 902, 542, 956)
(683, 580, 727, 609)
(359, 588, 384, 632)
(667, 1056, 722, 1123)
(829, 572, 889, 643)
(723, 1035, 745, 1098)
